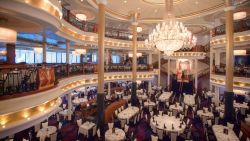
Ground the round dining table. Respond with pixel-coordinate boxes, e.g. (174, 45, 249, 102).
(105, 128, 125, 141)
(72, 98, 87, 105)
(150, 115, 186, 134)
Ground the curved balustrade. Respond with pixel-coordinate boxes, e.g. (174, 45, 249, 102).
(0, 63, 150, 97)
(62, 7, 148, 41)
(211, 16, 250, 37)
(213, 65, 250, 78)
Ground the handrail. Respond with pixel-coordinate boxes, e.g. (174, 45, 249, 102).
(213, 65, 250, 78)
(0, 63, 151, 97)
(211, 16, 250, 37)
(62, 7, 148, 41)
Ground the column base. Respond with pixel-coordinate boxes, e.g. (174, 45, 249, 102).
(131, 82, 138, 106)
(96, 93, 105, 135)
(224, 91, 235, 123)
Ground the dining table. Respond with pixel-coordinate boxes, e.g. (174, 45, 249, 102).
(36, 126, 57, 141)
(212, 125, 239, 141)
(105, 128, 125, 141)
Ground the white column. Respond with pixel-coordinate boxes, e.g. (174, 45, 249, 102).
(67, 93, 72, 120)
(158, 51, 161, 86)
(214, 51, 221, 66)
(108, 82, 111, 95)
(195, 59, 198, 93)
(148, 53, 152, 65)
(148, 80, 152, 92)
(66, 40, 70, 64)
(210, 50, 214, 73)
(214, 86, 220, 106)
(42, 42, 46, 63)
(167, 59, 170, 90)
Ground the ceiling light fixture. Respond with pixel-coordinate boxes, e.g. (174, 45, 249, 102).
(0, 27, 17, 43)
(233, 11, 247, 20)
(137, 26, 143, 32)
(145, 0, 196, 56)
(75, 14, 87, 21)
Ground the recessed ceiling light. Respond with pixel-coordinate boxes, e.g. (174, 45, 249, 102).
(137, 7, 140, 10)
(76, 14, 87, 21)
(233, 11, 247, 20)
(195, 1, 198, 4)
(81, 0, 83, 1)
(123, 0, 127, 3)
(154, 9, 158, 13)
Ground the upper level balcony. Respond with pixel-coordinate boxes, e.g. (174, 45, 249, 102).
(62, 7, 148, 41)
(212, 65, 250, 78)
(211, 16, 250, 37)
(0, 63, 153, 99)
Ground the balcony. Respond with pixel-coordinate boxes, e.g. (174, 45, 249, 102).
(0, 63, 151, 99)
(211, 16, 250, 37)
(62, 7, 148, 41)
(212, 65, 250, 78)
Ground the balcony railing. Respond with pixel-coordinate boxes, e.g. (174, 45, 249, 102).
(62, 7, 148, 41)
(213, 65, 250, 78)
(211, 16, 250, 37)
(0, 63, 151, 98)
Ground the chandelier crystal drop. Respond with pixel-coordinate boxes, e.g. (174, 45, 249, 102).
(145, 0, 197, 56)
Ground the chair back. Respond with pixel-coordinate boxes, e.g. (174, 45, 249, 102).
(227, 122, 234, 130)
(125, 124, 129, 133)
(77, 119, 82, 126)
(50, 133, 57, 141)
(207, 119, 212, 126)
(108, 122, 114, 129)
(121, 119, 126, 129)
(34, 123, 41, 132)
(157, 129, 164, 140)
(42, 122, 48, 129)
(92, 126, 97, 136)
(97, 129, 101, 138)
(58, 122, 62, 130)
(171, 132, 178, 141)
(151, 135, 158, 141)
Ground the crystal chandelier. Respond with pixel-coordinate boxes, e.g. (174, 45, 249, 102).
(145, 0, 197, 56)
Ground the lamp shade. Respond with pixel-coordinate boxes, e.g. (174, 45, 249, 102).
(0, 27, 17, 43)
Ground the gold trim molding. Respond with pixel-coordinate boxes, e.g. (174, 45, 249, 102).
(210, 34, 250, 46)
(0, 98, 61, 129)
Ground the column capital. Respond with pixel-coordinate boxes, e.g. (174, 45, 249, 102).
(224, 6, 235, 12)
(96, 0, 107, 5)
(130, 12, 140, 26)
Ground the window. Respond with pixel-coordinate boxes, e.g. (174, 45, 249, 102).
(35, 53, 42, 63)
(15, 49, 35, 64)
(112, 54, 120, 64)
(92, 53, 97, 63)
(15, 49, 26, 63)
(61, 52, 66, 63)
(56, 52, 62, 63)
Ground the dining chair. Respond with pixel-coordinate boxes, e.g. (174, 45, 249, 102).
(157, 129, 164, 140)
(170, 132, 178, 141)
(58, 122, 62, 130)
(120, 119, 126, 129)
(77, 119, 82, 127)
(50, 133, 57, 141)
(92, 126, 97, 136)
(97, 129, 101, 139)
(227, 122, 234, 130)
(42, 122, 48, 129)
(108, 122, 114, 129)
(124, 124, 129, 133)
(207, 120, 212, 127)
(151, 135, 158, 141)
(239, 131, 243, 139)
(34, 123, 41, 133)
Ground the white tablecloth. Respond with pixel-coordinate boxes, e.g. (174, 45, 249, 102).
(212, 125, 239, 141)
(184, 95, 195, 106)
(115, 91, 123, 95)
(36, 126, 57, 141)
(136, 89, 143, 94)
(169, 104, 183, 112)
(197, 110, 214, 119)
(105, 128, 125, 141)
(117, 106, 139, 120)
(123, 95, 131, 100)
(150, 115, 186, 134)
(78, 121, 96, 137)
(158, 92, 172, 102)
(72, 98, 87, 105)
(234, 102, 249, 109)
(144, 101, 156, 107)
